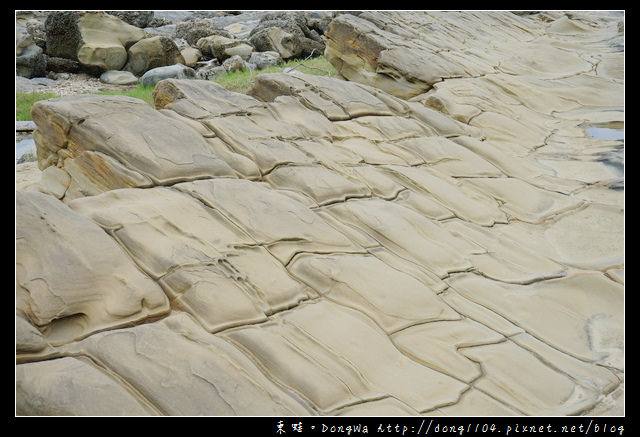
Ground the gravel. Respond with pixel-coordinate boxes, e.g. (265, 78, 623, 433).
(17, 72, 138, 97)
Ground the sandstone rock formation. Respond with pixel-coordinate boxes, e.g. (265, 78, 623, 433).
(17, 11, 332, 82)
(16, 11, 624, 417)
(123, 35, 185, 76)
(44, 11, 145, 73)
(196, 34, 254, 62)
(249, 11, 325, 60)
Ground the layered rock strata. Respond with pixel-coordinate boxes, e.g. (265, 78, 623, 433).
(16, 11, 623, 416)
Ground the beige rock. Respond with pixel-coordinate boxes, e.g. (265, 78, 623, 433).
(392, 318, 504, 382)
(31, 94, 237, 200)
(265, 165, 371, 205)
(16, 357, 156, 415)
(61, 312, 312, 416)
(15, 162, 41, 190)
(226, 300, 468, 413)
(466, 177, 584, 224)
(16, 315, 49, 355)
(196, 34, 253, 60)
(124, 35, 185, 75)
(75, 11, 145, 71)
(16, 191, 170, 345)
(448, 272, 623, 364)
(37, 165, 70, 199)
(173, 178, 361, 264)
(335, 398, 419, 416)
(68, 185, 255, 279)
(544, 204, 624, 270)
(442, 219, 567, 284)
(179, 46, 202, 66)
(289, 253, 459, 333)
(386, 165, 508, 226)
(327, 198, 474, 278)
(435, 389, 521, 416)
(461, 340, 604, 415)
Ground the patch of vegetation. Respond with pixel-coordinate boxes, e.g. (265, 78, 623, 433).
(15, 55, 337, 120)
(15, 91, 59, 121)
(97, 83, 156, 106)
(15, 85, 156, 121)
(214, 55, 337, 94)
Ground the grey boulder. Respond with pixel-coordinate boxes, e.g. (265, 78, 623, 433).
(140, 63, 195, 87)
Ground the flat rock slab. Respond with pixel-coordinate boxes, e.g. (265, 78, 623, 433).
(16, 191, 170, 346)
(16, 11, 623, 416)
(31, 94, 237, 199)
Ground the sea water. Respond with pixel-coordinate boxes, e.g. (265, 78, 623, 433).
(585, 126, 625, 141)
(16, 134, 36, 164)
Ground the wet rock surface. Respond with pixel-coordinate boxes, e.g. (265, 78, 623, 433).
(16, 11, 623, 416)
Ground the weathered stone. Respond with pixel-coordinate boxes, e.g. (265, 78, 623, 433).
(30, 94, 236, 199)
(140, 63, 195, 87)
(44, 11, 145, 73)
(448, 272, 623, 365)
(249, 11, 325, 60)
(196, 34, 254, 61)
(289, 253, 459, 333)
(180, 45, 202, 66)
(45, 56, 80, 73)
(16, 26, 46, 78)
(100, 69, 139, 85)
(323, 12, 522, 99)
(16, 357, 156, 415)
(60, 312, 312, 415)
(16, 315, 49, 355)
(16, 75, 53, 92)
(247, 50, 281, 69)
(43, 11, 81, 60)
(123, 35, 185, 75)
(174, 19, 231, 46)
(106, 10, 154, 28)
(195, 62, 226, 80)
(222, 54, 247, 72)
(16, 191, 170, 345)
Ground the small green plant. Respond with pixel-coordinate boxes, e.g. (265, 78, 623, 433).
(15, 85, 156, 121)
(15, 56, 338, 120)
(214, 55, 337, 94)
(97, 83, 155, 105)
(15, 91, 59, 121)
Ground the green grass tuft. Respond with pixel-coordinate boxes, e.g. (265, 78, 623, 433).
(97, 83, 156, 106)
(15, 55, 338, 120)
(15, 91, 60, 121)
(214, 55, 337, 94)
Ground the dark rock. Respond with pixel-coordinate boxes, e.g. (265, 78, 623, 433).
(248, 51, 282, 69)
(304, 11, 335, 34)
(16, 44, 47, 78)
(249, 11, 324, 60)
(44, 11, 81, 60)
(175, 19, 232, 46)
(46, 56, 81, 74)
(140, 63, 195, 87)
(106, 11, 155, 28)
(16, 76, 56, 92)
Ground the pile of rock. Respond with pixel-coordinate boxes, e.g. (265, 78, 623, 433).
(16, 10, 333, 87)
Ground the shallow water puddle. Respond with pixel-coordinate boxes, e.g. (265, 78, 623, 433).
(16, 135, 36, 163)
(585, 126, 625, 141)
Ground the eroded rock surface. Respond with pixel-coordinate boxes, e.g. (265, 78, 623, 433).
(16, 11, 623, 416)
